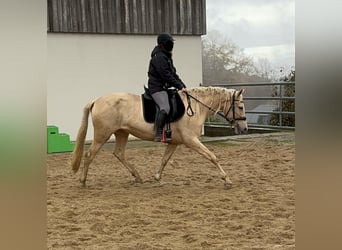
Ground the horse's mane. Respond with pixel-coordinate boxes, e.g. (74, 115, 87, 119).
(187, 86, 232, 115)
(188, 86, 232, 95)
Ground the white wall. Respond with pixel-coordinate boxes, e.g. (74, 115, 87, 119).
(47, 33, 202, 140)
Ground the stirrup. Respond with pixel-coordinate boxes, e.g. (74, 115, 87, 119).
(161, 129, 172, 143)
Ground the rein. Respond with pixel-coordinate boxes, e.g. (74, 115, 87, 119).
(186, 92, 226, 120)
(185, 91, 246, 125)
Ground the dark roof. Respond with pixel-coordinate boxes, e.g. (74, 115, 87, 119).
(47, 0, 206, 35)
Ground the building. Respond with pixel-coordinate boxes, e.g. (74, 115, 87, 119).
(47, 0, 206, 140)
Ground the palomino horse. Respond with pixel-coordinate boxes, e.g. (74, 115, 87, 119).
(71, 87, 248, 188)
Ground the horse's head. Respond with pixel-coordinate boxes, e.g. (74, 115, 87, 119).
(224, 89, 248, 134)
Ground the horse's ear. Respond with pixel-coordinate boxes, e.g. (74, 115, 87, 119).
(237, 89, 245, 97)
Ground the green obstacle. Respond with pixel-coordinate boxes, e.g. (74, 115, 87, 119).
(47, 125, 75, 153)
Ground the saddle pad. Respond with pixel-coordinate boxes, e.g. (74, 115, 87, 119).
(142, 91, 185, 123)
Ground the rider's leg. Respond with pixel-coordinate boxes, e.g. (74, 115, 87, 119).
(151, 91, 170, 142)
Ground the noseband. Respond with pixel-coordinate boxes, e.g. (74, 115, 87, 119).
(186, 90, 246, 128)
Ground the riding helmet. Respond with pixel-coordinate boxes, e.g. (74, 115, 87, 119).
(157, 33, 175, 51)
(157, 33, 175, 44)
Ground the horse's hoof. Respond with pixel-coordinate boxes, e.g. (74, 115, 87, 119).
(154, 174, 161, 182)
(224, 182, 233, 189)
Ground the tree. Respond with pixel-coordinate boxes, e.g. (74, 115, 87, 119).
(202, 31, 257, 84)
(201, 31, 274, 110)
(255, 57, 272, 79)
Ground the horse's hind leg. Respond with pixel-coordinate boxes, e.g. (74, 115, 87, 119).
(80, 137, 108, 187)
(113, 130, 143, 183)
(184, 137, 233, 188)
(155, 143, 178, 182)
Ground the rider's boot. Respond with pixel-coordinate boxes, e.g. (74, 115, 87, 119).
(154, 110, 167, 142)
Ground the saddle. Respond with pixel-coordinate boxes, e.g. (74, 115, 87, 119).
(142, 87, 185, 123)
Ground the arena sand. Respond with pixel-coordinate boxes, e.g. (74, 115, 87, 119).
(47, 132, 295, 249)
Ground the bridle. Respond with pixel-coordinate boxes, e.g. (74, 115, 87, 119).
(186, 90, 246, 128)
(222, 90, 247, 127)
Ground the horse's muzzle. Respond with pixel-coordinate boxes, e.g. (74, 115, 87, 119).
(234, 123, 248, 134)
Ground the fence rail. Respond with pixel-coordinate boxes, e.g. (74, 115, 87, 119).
(205, 82, 295, 131)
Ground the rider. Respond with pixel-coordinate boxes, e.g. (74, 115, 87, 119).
(147, 33, 187, 142)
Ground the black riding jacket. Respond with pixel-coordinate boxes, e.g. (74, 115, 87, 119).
(147, 46, 186, 95)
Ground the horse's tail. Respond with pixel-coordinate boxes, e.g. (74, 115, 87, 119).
(71, 100, 94, 173)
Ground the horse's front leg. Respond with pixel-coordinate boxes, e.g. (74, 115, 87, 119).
(184, 137, 233, 188)
(154, 143, 178, 182)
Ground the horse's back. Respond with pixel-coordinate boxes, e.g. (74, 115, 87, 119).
(93, 92, 139, 111)
(91, 92, 141, 124)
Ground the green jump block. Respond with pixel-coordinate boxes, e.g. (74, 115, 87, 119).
(47, 125, 59, 134)
(47, 125, 75, 153)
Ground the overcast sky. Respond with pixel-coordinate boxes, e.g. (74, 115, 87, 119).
(206, 0, 295, 70)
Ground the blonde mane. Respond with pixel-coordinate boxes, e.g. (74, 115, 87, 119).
(186, 87, 233, 117)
